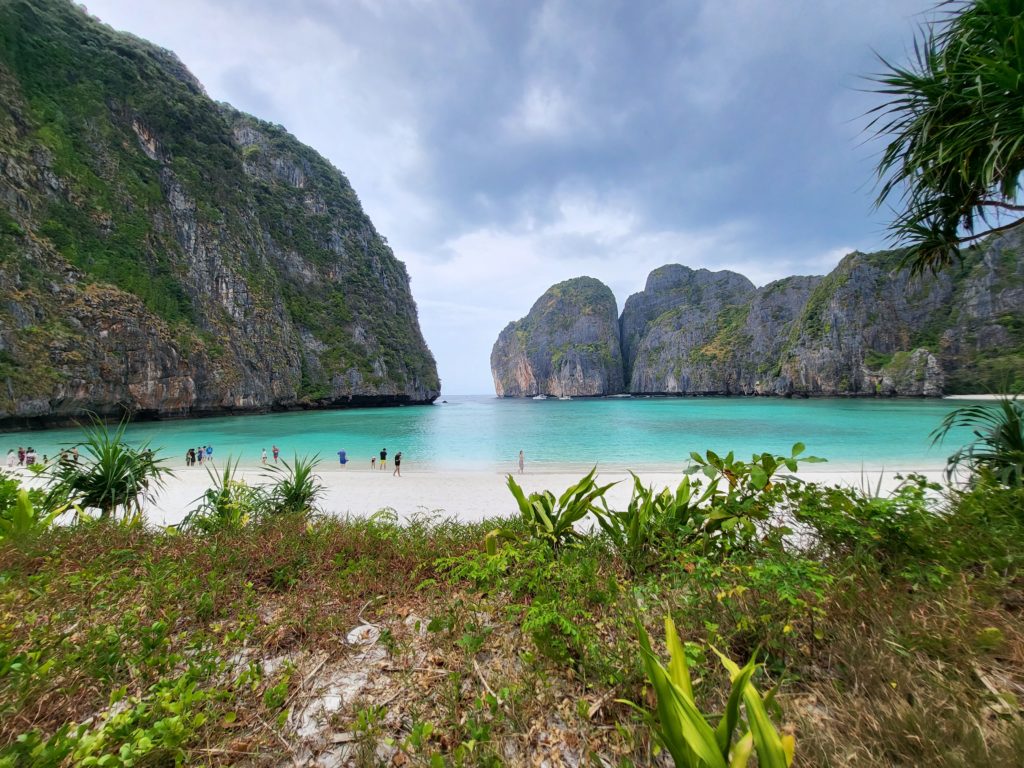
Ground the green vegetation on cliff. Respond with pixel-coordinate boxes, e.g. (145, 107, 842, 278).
(0, 0, 438, 424)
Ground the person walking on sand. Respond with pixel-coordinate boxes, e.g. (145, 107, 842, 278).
(261, 448, 268, 465)
(518, 449, 525, 474)
(379, 448, 387, 470)
(393, 451, 402, 477)
(272, 445, 279, 464)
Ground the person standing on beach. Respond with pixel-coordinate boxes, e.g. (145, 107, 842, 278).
(261, 448, 268, 465)
(393, 452, 402, 477)
(370, 456, 376, 470)
(518, 450, 525, 474)
(272, 445, 279, 463)
(6, 449, 14, 468)
(379, 448, 387, 470)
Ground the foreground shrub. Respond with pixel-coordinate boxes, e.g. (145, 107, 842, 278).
(932, 394, 1024, 487)
(501, 467, 615, 553)
(46, 418, 171, 522)
(634, 616, 794, 768)
(263, 454, 325, 516)
(179, 458, 267, 533)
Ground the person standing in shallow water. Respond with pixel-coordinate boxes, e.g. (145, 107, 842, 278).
(393, 452, 402, 477)
(261, 448, 268, 465)
(518, 450, 525, 474)
(272, 445, 279, 464)
(379, 448, 387, 471)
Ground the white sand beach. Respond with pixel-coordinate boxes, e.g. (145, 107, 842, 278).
(123, 461, 949, 527)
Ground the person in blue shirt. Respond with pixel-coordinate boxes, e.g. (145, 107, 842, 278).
(337, 449, 348, 466)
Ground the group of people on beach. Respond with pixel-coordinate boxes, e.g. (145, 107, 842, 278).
(5, 446, 81, 468)
(184, 445, 213, 467)
(260, 445, 280, 465)
(366, 447, 403, 476)
(6, 446, 40, 467)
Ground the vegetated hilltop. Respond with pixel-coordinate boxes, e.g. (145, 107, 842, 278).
(490, 276, 624, 397)
(492, 227, 1024, 397)
(0, 0, 439, 428)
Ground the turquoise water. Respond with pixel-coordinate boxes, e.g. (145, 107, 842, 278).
(0, 396, 977, 471)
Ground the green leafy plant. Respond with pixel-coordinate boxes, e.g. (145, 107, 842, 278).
(632, 616, 794, 768)
(180, 457, 266, 533)
(931, 394, 1024, 486)
(594, 473, 707, 573)
(680, 443, 823, 554)
(47, 418, 172, 522)
(0, 489, 66, 540)
(264, 454, 324, 516)
(500, 468, 615, 553)
(787, 474, 942, 565)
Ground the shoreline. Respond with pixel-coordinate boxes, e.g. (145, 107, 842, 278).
(9, 459, 950, 527)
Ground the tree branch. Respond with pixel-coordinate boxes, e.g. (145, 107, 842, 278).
(974, 200, 1024, 213)
(958, 216, 1024, 244)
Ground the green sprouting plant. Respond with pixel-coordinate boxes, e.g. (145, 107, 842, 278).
(931, 394, 1024, 487)
(594, 473, 708, 573)
(500, 468, 616, 553)
(0, 489, 67, 540)
(264, 454, 324, 516)
(681, 443, 823, 554)
(180, 458, 267, 533)
(47, 418, 172, 522)
(632, 616, 794, 768)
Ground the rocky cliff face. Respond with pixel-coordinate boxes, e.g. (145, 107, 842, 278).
(625, 274, 821, 395)
(620, 265, 756, 392)
(491, 277, 624, 397)
(0, 0, 438, 428)
(492, 230, 1024, 398)
(777, 234, 1024, 396)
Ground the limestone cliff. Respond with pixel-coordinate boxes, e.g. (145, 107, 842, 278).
(619, 265, 756, 392)
(0, 0, 438, 427)
(625, 274, 820, 395)
(491, 277, 624, 397)
(492, 229, 1024, 398)
(777, 231, 1024, 396)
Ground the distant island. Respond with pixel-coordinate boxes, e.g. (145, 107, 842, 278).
(0, 0, 439, 429)
(492, 228, 1024, 398)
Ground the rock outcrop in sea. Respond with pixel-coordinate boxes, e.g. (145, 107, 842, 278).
(490, 277, 625, 397)
(491, 229, 1024, 397)
(0, 0, 439, 428)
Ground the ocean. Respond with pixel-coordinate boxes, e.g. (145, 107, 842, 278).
(1, 395, 978, 472)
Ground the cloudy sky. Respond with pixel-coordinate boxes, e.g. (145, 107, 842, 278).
(86, 0, 936, 394)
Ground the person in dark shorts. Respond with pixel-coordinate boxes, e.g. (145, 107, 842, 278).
(379, 448, 387, 470)
(393, 451, 402, 476)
